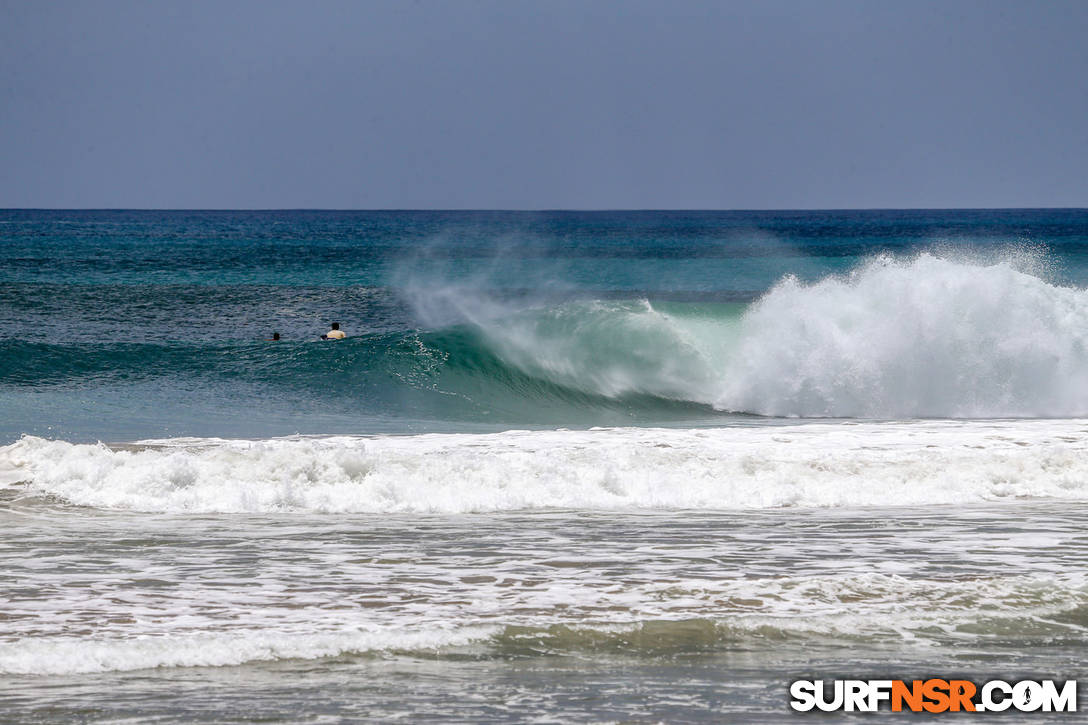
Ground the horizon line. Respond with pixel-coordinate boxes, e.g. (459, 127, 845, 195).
(2, 206, 1087, 213)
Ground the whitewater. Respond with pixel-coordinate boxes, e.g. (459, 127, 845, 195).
(6, 420, 1088, 513)
(3, 209, 1088, 721)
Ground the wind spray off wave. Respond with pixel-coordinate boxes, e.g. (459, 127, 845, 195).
(462, 253, 1088, 418)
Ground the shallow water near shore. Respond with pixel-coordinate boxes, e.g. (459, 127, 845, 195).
(1, 499, 1085, 722)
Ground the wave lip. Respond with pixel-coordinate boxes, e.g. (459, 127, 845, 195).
(4, 420, 1088, 513)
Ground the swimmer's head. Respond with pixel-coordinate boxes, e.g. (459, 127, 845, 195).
(331, 323, 340, 330)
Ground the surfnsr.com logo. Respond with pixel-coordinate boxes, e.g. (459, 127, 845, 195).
(789, 679, 1077, 713)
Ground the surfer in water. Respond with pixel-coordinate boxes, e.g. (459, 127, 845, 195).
(322, 322, 345, 340)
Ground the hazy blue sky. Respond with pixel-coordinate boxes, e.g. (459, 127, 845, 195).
(1, 0, 1085, 209)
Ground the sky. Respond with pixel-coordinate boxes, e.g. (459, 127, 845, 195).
(1, 0, 1086, 209)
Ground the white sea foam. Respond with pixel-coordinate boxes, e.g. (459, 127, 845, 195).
(1, 570, 1083, 675)
(716, 253, 1088, 417)
(4, 420, 1088, 513)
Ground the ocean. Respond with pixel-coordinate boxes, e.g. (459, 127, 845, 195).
(2, 209, 1087, 721)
